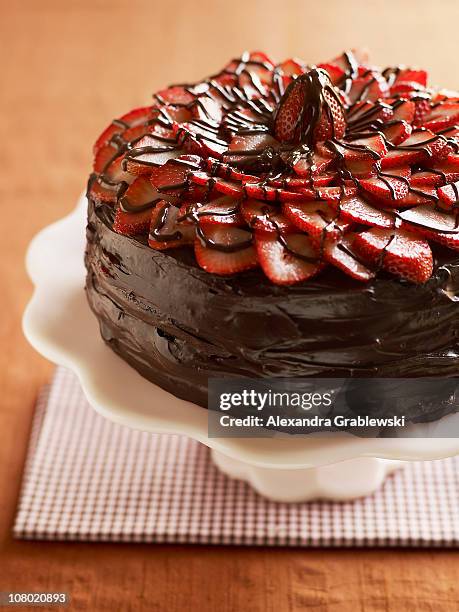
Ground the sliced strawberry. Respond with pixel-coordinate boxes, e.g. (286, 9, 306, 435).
(391, 100, 416, 123)
(255, 232, 322, 285)
(241, 200, 295, 232)
(353, 227, 433, 283)
(382, 120, 412, 145)
(394, 69, 428, 88)
(317, 62, 345, 85)
(339, 195, 395, 228)
(423, 102, 459, 132)
(268, 172, 336, 189)
(87, 174, 121, 204)
(242, 183, 305, 202)
(292, 150, 333, 177)
(413, 98, 432, 127)
(347, 72, 388, 104)
(150, 155, 201, 196)
(155, 86, 195, 106)
(124, 133, 181, 174)
(346, 101, 393, 130)
(192, 195, 244, 226)
(93, 106, 157, 155)
(380, 130, 450, 168)
(437, 182, 459, 208)
(332, 134, 387, 163)
(395, 187, 438, 207)
(283, 201, 346, 245)
(323, 234, 375, 282)
(113, 206, 152, 236)
(149, 202, 195, 249)
(191, 96, 223, 123)
(272, 75, 307, 142)
(398, 204, 459, 233)
(313, 78, 346, 141)
(277, 58, 307, 77)
(359, 173, 409, 204)
(410, 170, 459, 187)
(344, 156, 377, 178)
(194, 226, 257, 275)
(298, 185, 358, 202)
(175, 121, 228, 157)
(119, 175, 159, 210)
(93, 143, 121, 174)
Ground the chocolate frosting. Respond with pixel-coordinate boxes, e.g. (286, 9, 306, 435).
(85, 199, 459, 408)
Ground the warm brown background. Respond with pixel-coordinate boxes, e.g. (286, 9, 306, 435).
(1, 1, 458, 610)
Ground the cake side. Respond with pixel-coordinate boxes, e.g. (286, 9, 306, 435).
(85, 198, 459, 408)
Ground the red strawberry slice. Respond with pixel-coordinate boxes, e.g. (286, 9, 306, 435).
(339, 195, 395, 228)
(93, 106, 157, 155)
(190, 171, 244, 197)
(394, 69, 428, 88)
(398, 204, 459, 233)
(395, 187, 438, 207)
(380, 130, 450, 169)
(382, 120, 412, 145)
(348, 72, 388, 104)
(283, 201, 348, 245)
(438, 182, 459, 208)
(292, 150, 333, 177)
(268, 171, 336, 189)
(391, 100, 416, 123)
(93, 143, 121, 174)
(255, 232, 323, 285)
(191, 96, 223, 123)
(277, 58, 307, 77)
(149, 202, 195, 250)
(272, 75, 307, 142)
(150, 156, 201, 196)
(347, 101, 393, 130)
(87, 174, 122, 204)
(298, 184, 358, 202)
(205, 158, 259, 183)
(113, 176, 162, 236)
(118, 175, 160, 212)
(410, 170, 459, 187)
(413, 98, 432, 127)
(323, 234, 375, 282)
(175, 121, 228, 157)
(155, 86, 195, 106)
(124, 133, 181, 174)
(191, 195, 244, 226)
(353, 227, 433, 283)
(359, 172, 410, 204)
(242, 183, 307, 202)
(423, 102, 459, 132)
(194, 226, 257, 275)
(313, 81, 347, 141)
(332, 134, 387, 163)
(113, 207, 152, 236)
(344, 156, 378, 178)
(241, 200, 296, 232)
(317, 62, 345, 85)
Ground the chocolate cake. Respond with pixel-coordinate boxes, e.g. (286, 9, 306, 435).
(85, 50, 459, 408)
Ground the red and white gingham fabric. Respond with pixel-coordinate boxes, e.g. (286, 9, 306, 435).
(14, 367, 459, 546)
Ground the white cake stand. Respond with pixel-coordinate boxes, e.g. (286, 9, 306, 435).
(23, 196, 459, 502)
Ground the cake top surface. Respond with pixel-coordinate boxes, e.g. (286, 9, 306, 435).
(88, 49, 459, 286)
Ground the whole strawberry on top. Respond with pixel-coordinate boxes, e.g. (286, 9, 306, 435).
(88, 50, 459, 286)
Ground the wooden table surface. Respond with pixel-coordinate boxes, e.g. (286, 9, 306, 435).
(1, 1, 458, 610)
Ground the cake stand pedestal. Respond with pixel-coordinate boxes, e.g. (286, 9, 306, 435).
(22, 196, 459, 502)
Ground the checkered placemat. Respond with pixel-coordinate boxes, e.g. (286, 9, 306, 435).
(14, 367, 458, 546)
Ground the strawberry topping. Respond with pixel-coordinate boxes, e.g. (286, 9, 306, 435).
(88, 50, 459, 285)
